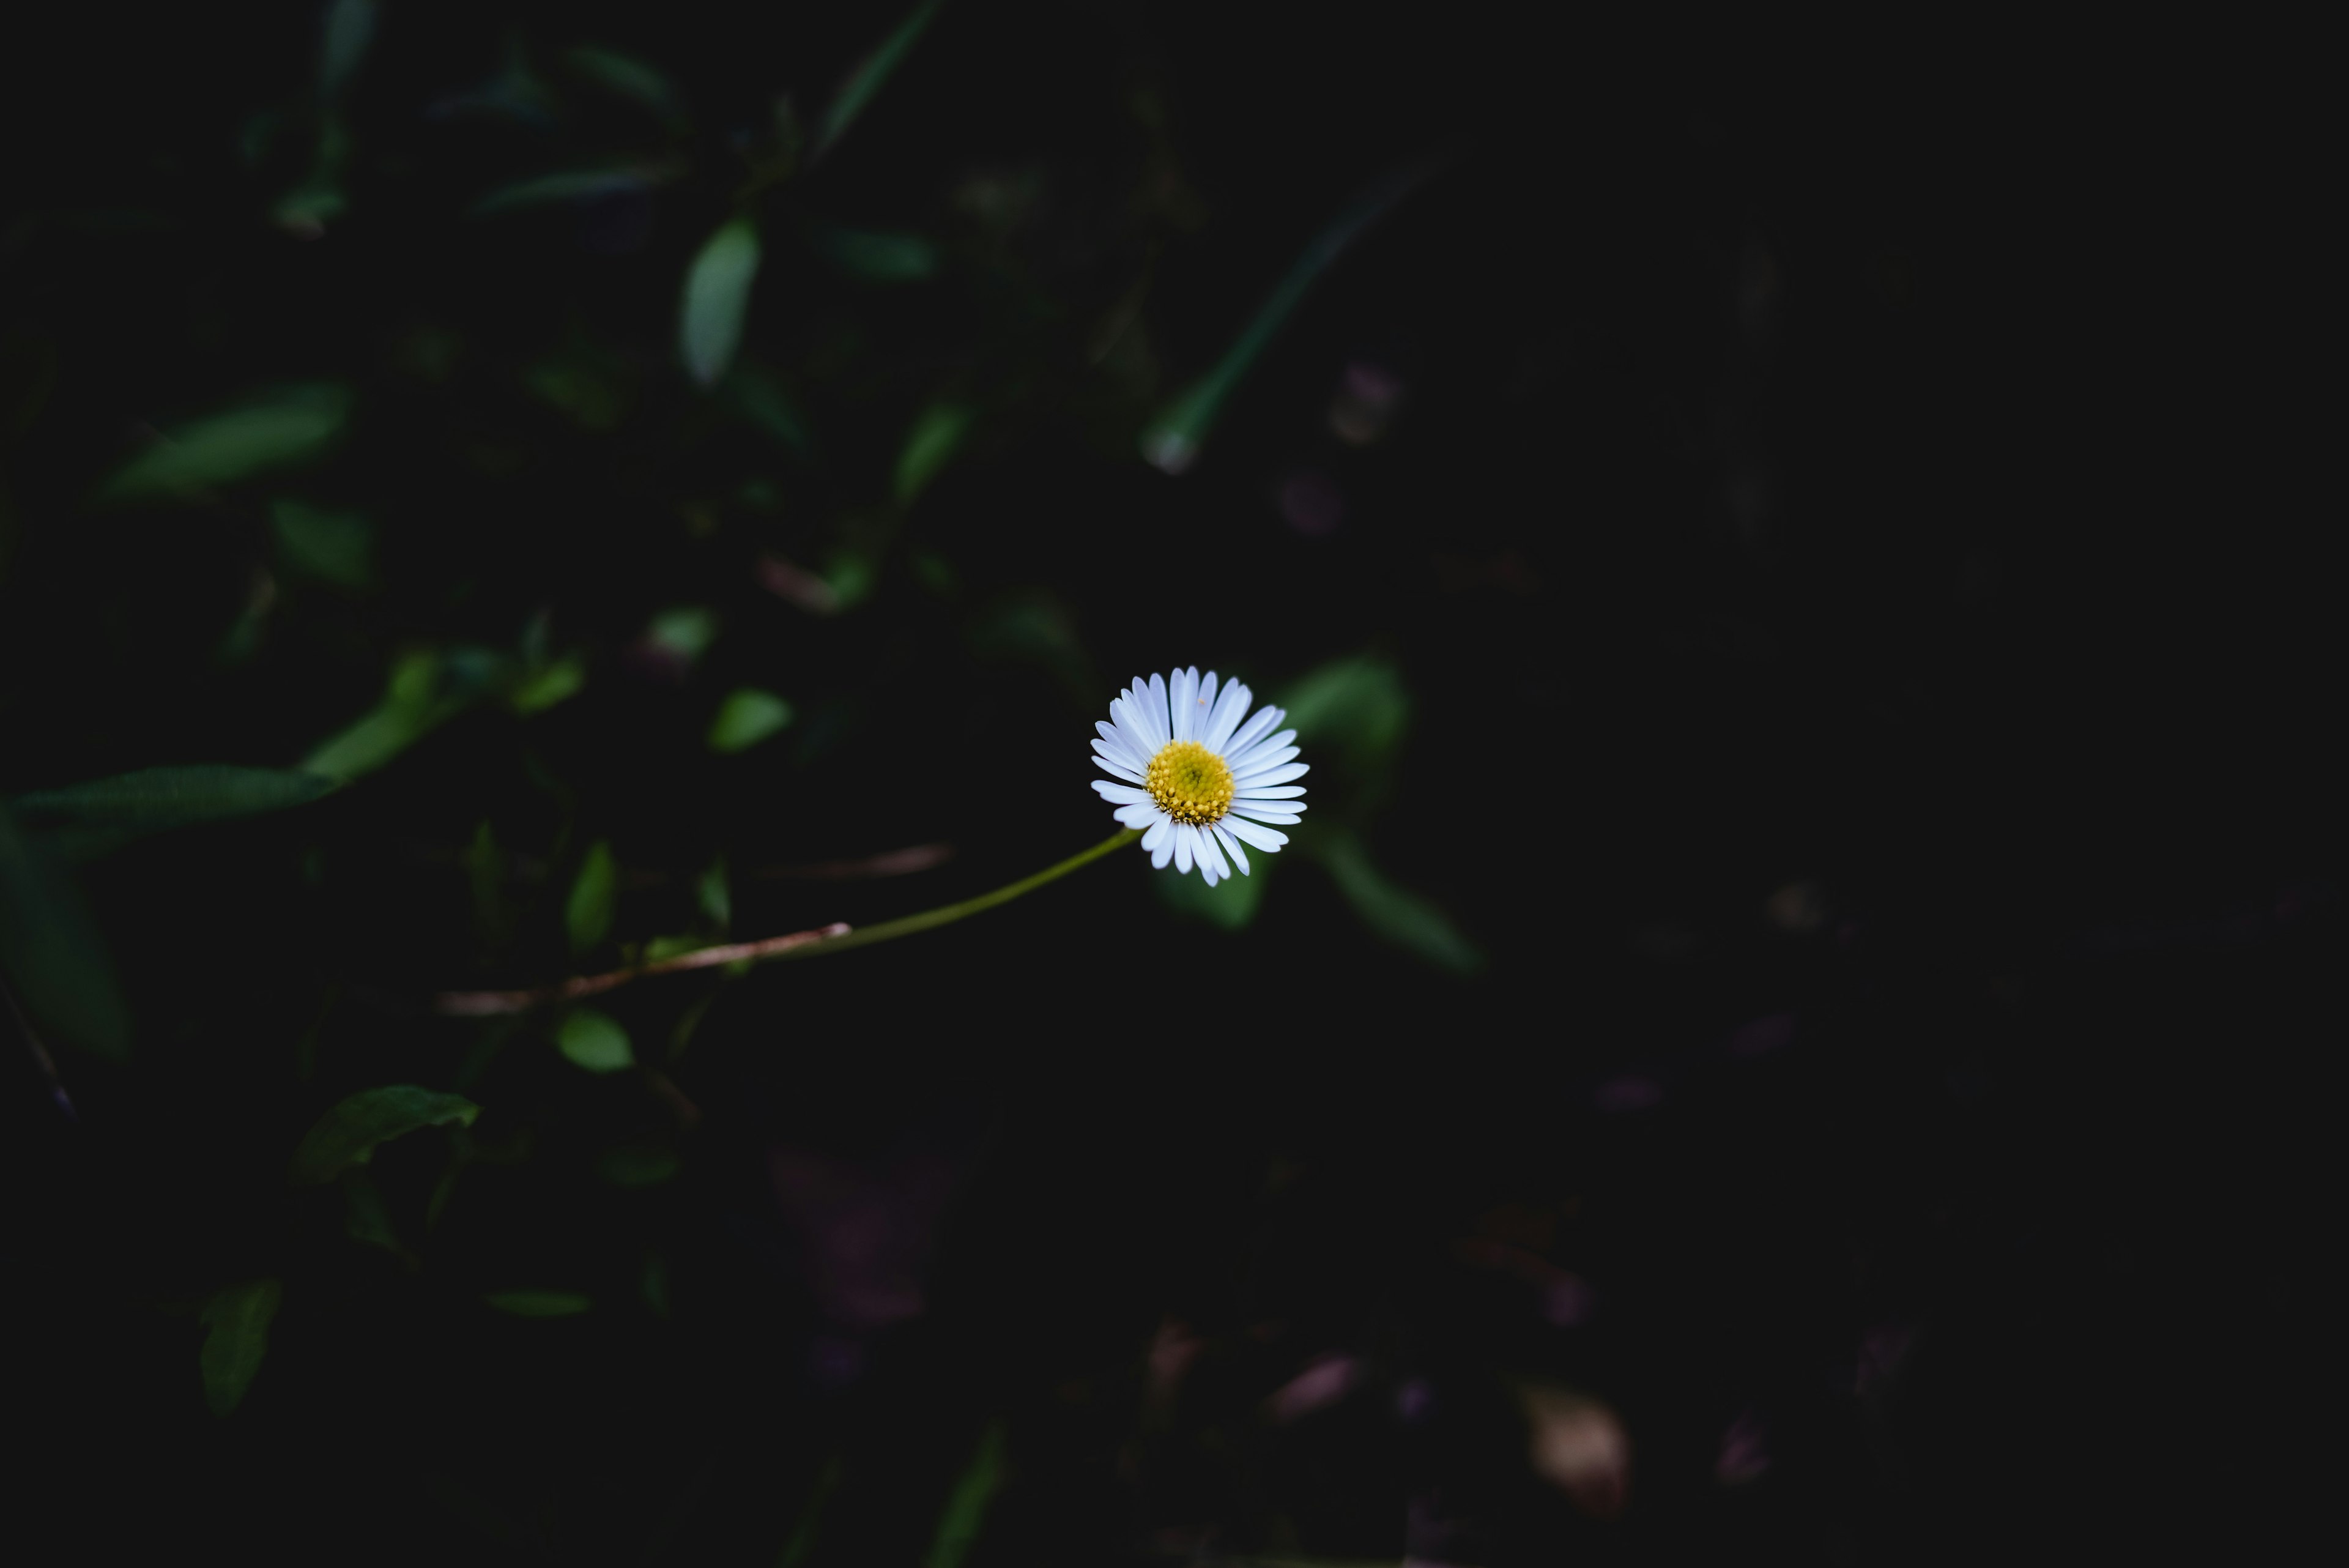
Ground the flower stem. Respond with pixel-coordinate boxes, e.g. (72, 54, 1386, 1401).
(770, 826, 1142, 962)
(434, 828, 1141, 1016)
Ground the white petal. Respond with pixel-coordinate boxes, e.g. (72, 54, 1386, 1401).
(1203, 680, 1250, 749)
(1233, 761, 1309, 788)
(1197, 671, 1219, 729)
(1093, 780, 1151, 804)
(1151, 831, 1175, 869)
(1225, 817, 1288, 851)
(1115, 802, 1159, 828)
(1198, 850, 1219, 887)
(1197, 825, 1231, 882)
(1141, 815, 1173, 852)
(1114, 696, 1162, 757)
(1236, 798, 1307, 813)
(1170, 667, 1195, 742)
(1096, 719, 1149, 770)
(1212, 823, 1249, 875)
(1228, 804, 1301, 824)
(1232, 784, 1307, 799)
(1220, 704, 1283, 759)
(1093, 753, 1145, 784)
(1227, 731, 1298, 771)
(1173, 823, 1195, 873)
(1230, 746, 1299, 779)
(1146, 673, 1170, 745)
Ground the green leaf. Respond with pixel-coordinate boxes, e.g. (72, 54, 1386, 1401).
(0, 802, 130, 1058)
(809, 222, 938, 283)
(1155, 847, 1269, 930)
(472, 163, 678, 216)
(97, 384, 349, 501)
(302, 648, 494, 781)
(1311, 830, 1483, 975)
(557, 1008, 634, 1074)
(1141, 160, 1438, 474)
(565, 841, 617, 955)
(707, 688, 794, 754)
(270, 499, 374, 589)
(645, 606, 720, 666)
(894, 401, 972, 505)
(598, 1145, 680, 1187)
(484, 1290, 592, 1318)
(1279, 656, 1410, 773)
(508, 655, 585, 715)
(924, 1419, 1007, 1568)
(288, 1085, 480, 1186)
(814, 0, 948, 162)
(8, 765, 338, 861)
(319, 0, 377, 98)
(563, 45, 685, 124)
(680, 220, 762, 388)
(695, 857, 730, 931)
(198, 1278, 283, 1416)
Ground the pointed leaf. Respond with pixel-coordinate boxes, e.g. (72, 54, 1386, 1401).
(198, 1278, 283, 1416)
(98, 384, 349, 501)
(680, 220, 762, 387)
(925, 1419, 1007, 1568)
(288, 1085, 480, 1185)
(894, 402, 971, 505)
(8, 766, 338, 861)
(814, 0, 948, 162)
(0, 803, 130, 1058)
(565, 841, 617, 954)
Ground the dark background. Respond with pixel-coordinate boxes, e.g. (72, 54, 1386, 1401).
(2, 5, 2336, 1562)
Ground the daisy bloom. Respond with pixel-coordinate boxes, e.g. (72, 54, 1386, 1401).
(1090, 667, 1308, 885)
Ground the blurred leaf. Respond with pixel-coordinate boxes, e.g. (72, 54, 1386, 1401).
(680, 220, 762, 388)
(1156, 849, 1268, 929)
(727, 363, 815, 459)
(319, 0, 377, 98)
(1311, 829, 1483, 975)
(1142, 159, 1438, 474)
(270, 499, 374, 589)
(696, 857, 730, 931)
(98, 384, 349, 502)
(563, 45, 685, 124)
(472, 163, 678, 216)
(301, 648, 493, 781)
(814, 0, 948, 162)
(566, 841, 617, 954)
(1280, 656, 1409, 774)
(7, 765, 338, 861)
(925, 1419, 1006, 1568)
(289, 1085, 480, 1185)
(198, 1278, 283, 1416)
(598, 1146, 680, 1187)
(809, 221, 938, 283)
(0, 802, 130, 1058)
(558, 1008, 633, 1074)
(707, 688, 794, 753)
(779, 1457, 843, 1568)
(508, 655, 585, 715)
(642, 934, 702, 962)
(894, 402, 971, 505)
(646, 606, 720, 666)
(485, 1290, 592, 1318)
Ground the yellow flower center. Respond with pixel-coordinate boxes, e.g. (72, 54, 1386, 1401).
(1145, 740, 1234, 827)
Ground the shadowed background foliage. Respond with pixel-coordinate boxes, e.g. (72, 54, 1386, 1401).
(1, 5, 2336, 1563)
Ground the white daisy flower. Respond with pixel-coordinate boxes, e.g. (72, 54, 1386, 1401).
(1089, 667, 1309, 886)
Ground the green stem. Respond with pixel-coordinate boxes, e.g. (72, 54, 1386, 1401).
(775, 827, 1141, 961)
(434, 828, 1143, 1015)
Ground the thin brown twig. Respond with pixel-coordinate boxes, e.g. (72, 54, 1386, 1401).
(435, 922, 851, 1017)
